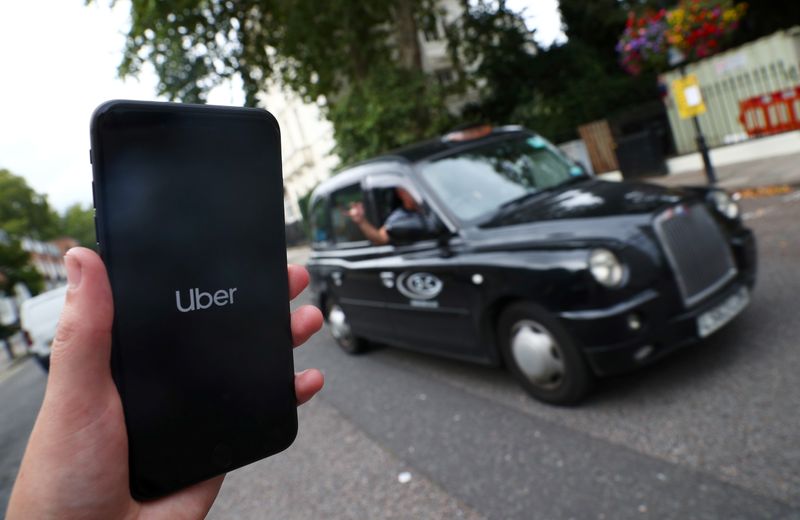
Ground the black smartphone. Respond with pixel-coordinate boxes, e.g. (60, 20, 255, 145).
(90, 100, 297, 500)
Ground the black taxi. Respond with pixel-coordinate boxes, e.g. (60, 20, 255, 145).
(306, 126, 757, 404)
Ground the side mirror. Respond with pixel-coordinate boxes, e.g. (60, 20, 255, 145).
(385, 212, 444, 243)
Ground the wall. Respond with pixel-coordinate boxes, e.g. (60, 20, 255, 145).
(660, 27, 800, 155)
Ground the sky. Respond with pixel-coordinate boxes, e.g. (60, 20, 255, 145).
(0, 0, 565, 212)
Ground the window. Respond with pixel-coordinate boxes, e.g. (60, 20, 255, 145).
(330, 184, 369, 245)
(419, 135, 583, 222)
(370, 187, 403, 228)
(364, 174, 442, 244)
(309, 199, 331, 246)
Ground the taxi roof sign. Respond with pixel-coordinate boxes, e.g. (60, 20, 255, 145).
(443, 125, 493, 142)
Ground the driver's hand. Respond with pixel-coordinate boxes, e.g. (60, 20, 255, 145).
(347, 202, 366, 224)
(7, 247, 324, 520)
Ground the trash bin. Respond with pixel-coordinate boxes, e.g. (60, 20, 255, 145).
(615, 129, 668, 179)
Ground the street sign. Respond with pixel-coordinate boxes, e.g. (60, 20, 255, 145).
(673, 74, 707, 119)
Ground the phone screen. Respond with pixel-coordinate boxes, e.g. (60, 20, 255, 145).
(91, 102, 296, 500)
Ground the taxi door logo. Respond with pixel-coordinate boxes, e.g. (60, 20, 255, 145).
(396, 272, 443, 300)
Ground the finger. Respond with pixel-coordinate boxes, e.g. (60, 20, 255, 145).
(295, 369, 324, 405)
(48, 247, 114, 396)
(291, 305, 323, 347)
(288, 264, 309, 300)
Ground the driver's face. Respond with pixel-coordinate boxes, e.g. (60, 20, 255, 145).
(396, 188, 418, 211)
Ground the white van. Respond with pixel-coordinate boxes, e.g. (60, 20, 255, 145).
(20, 285, 67, 371)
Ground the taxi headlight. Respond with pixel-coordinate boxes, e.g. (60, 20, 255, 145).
(589, 249, 626, 288)
(709, 190, 740, 220)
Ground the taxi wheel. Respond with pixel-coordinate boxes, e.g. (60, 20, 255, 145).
(326, 301, 368, 355)
(498, 302, 593, 405)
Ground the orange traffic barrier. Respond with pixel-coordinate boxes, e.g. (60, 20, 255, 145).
(739, 86, 800, 137)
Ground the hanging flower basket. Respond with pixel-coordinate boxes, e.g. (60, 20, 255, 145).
(617, 0, 747, 75)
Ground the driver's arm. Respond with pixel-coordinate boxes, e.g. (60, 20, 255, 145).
(347, 202, 389, 245)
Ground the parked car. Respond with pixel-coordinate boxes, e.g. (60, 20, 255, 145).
(306, 125, 757, 404)
(20, 285, 67, 371)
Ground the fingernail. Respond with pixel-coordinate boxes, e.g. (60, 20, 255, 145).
(65, 252, 82, 290)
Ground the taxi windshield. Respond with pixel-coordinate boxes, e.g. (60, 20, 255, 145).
(419, 135, 585, 223)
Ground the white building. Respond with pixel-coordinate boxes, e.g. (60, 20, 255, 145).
(259, 88, 339, 225)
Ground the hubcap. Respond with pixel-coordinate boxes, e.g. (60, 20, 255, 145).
(328, 304, 352, 347)
(510, 320, 564, 389)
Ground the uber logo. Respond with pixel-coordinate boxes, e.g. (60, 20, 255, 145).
(397, 272, 443, 300)
(176, 287, 238, 312)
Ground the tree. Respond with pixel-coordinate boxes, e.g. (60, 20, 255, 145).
(0, 235, 44, 356)
(482, 0, 670, 142)
(0, 169, 60, 240)
(60, 203, 97, 250)
(107, 0, 457, 164)
(446, 0, 540, 126)
(0, 237, 44, 297)
(733, 0, 800, 46)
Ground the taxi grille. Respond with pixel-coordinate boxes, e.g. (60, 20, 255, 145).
(654, 204, 736, 307)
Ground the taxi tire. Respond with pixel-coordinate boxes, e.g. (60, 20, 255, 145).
(498, 302, 593, 405)
(326, 300, 368, 355)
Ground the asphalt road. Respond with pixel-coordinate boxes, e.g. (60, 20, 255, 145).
(2, 191, 799, 519)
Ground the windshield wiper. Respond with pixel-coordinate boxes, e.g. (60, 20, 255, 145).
(499, 176, 588, 210)
(481, 175, 589, 226)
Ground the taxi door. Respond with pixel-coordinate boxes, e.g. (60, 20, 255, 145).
(322, 181, 397, 342)
(362, 174, 485, 361)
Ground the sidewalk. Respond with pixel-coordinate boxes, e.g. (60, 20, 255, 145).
(645, 150, 800, 190)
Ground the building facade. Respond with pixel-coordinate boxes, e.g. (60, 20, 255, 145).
(20, 237, 77, 290)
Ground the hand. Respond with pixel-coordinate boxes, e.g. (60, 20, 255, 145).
(347, 201, 365, 224)
(7, 247, 324, 520)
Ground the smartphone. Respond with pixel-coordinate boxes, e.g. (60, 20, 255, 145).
(90, 100, 297, 500)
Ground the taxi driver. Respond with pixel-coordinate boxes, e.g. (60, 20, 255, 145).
(346, 187, 432, 245)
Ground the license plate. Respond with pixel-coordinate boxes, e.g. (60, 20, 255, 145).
(697, 287, 750, 338)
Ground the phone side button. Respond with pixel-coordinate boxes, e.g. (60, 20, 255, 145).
(89, 149, 92, 164)
(93, 216, 101, 254)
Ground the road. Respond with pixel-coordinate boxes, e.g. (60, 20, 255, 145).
(0, 360, 46, 515)
(2, 191, 799, 519)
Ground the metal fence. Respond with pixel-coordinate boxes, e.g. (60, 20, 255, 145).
(661, 27, 800, 155)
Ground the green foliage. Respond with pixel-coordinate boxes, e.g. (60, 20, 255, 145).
(113, 0, 427, 107)
(107, 0, 449, 163)
(0, 170, 92, 304)
(0, 236, 43, 341)
(514, 42, 660, 142)
(0, 169, 60, 240)
(0, 238, 44, 298)
(732, 0, 800, 46)
(446, 0, 662, 143)
(328, 65, 454, 163)
(296, 189, 314, 239)
(60, 203, 97, 250)
(447, 0, 539, 126)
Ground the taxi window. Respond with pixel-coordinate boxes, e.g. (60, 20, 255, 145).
(419, 135, 582, 223)
(371, 187, 402, 227)
(309, 199, 331, 247)
(330, 184, 370, 245)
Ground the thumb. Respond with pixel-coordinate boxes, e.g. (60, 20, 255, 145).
(47, 247, 115, 397)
